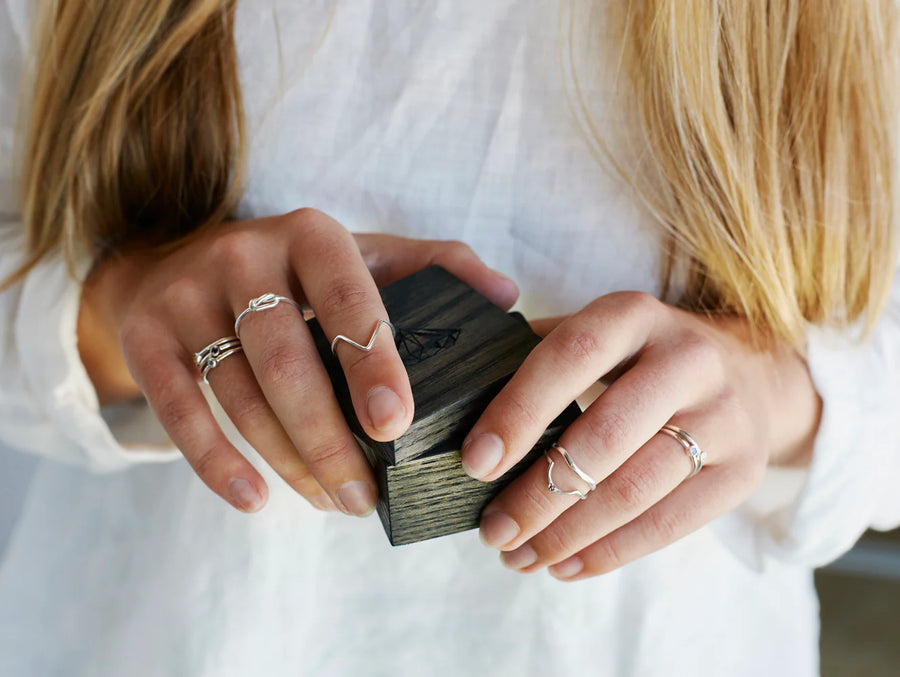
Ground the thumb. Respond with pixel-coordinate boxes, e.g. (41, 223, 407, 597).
(354, 233, 519, 310)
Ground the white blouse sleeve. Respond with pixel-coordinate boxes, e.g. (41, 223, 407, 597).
(711, 261, 900, 569)
(0, 227, 181, 472)
(0, 0, 178, 472)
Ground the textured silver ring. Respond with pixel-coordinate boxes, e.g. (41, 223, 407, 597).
(199, 345, 244, 385)
(194, 336, 242, 369)
(659, 425, 706, 478)
(331, 319, 396, 355)
(545, 442, 597, 500)
(234, 293, 304, 338)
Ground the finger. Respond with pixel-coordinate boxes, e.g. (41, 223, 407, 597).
(547, 461, 752, 581)
(231, 288, 379, 517)
(127, 334, 269, 513)
(494, 426, 709, 573)
(292, 218, 414, 442)
(528, 316, 567, 338)
(201, 347, 336, 511)
(478, 346, 715, 550)
(354, 233, 520, 310)
(461, 293, 667, 481)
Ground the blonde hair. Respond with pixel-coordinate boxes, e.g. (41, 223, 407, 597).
(10, 1, 899, 351)
(569, 0, 898, 348)
(7, 0, 244, 287)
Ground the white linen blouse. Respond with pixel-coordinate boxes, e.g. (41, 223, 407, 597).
(1, 1, 898, 675)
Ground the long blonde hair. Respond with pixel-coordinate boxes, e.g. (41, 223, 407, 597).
(9, 0, 244, 286)
(570, 0, 898, 347)
(10, 1, 898, 350)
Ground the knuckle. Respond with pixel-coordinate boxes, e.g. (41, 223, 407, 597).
(443, 239, 476, 259)
(207, 229, 258, 271)
(681, 331, 722, 376)
(608, 290, 660, 318)
(258, 345, 308, 390)
(503, 391, 544, 432)
(644, 507, 682, 545)
(517, 476, 560, 516)
(304, 438, 357, 472)
(281, 466, 320, 496)
(190, 442, 222, 482)
(592, 537, 625, 575)
(157, 276, 207, 314)
(319, 278, 372, 317)
(607, 466, 655, 512)
(551, 324, 600, 368)
(229, 391, 273, 431)
(342, 344, 383, 378)
(286, 207, 326, 230)
(155, 393, 197, 434)
(585, 408, 631, 452)
(537, 525, 575, 560)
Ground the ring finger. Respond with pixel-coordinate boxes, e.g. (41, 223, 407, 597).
(497, 423, 709, 572)
(196, 331, 336, 511)
(478, 349, 710, 552)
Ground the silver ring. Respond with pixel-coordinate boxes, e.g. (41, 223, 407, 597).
(331, 319, 396, 355)
(545, 442, 597, 500)
(659, 425, 706, 478)
(194, 336, 241, 368)
(198, 345, 244, 385)
(234, 293, 303, 338)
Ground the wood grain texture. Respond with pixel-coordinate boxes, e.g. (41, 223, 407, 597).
(308, 265, 581, 545)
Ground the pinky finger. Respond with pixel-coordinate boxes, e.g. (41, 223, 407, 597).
(135, 350, 269, 513)
(547, 465, 746, 581)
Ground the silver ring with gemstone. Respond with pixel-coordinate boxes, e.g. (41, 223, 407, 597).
(194, 336, 242, 369)
(234, 293, 304, 339)
(198, 343, 244, 385)
(659, 425, 706, 478)
(545, 442, 597, 500)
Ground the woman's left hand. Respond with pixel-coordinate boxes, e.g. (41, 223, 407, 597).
(460, 292, 821, 581)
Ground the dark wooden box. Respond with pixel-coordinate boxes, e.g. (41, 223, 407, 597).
(309, 266, 579, 545)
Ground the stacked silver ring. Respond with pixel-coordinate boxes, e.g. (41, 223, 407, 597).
(545, 442, 597, 500)
(659, 425, 706, 478)
(194, 336, 243, 385)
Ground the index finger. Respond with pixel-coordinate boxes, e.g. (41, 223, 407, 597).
(460, 293, 658, 482)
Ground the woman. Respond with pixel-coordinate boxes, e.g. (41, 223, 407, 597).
(0, 0, 897, 674)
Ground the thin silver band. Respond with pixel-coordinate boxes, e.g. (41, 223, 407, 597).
(199, 346, 244, 385)
(234, 293, 304, 338)
(194, 336, 241, 369)
(545, 442, 597, 501)
(659, 425, 706, 478)
(331, 319, 396, 355)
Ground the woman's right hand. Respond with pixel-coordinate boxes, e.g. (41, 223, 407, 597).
(77, 208, 519, 516)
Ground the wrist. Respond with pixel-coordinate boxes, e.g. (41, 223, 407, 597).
(758, 343, 822, 467)
(77, 252, 145, 405)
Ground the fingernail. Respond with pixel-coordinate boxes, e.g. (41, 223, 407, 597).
(308, 492, 338, 512)
(492, 270, 519, 305)
(500, 544, 537, 570)
(549, 556, 584, 580)
(367, 386, 406, 432)
(337, 480, 377, 517)
(479, 511, 520, 549)
(461, 433, 504, 479)
(229, 478, 264, 512)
